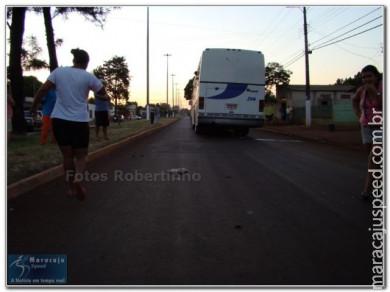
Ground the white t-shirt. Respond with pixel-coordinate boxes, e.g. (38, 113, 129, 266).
(49, 67, 103, 122)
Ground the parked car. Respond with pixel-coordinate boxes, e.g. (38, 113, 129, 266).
(24, 110, 42, 132)
(36, 110, 43, 120)
(130, 115, 142, 120)
(113, 115, 125, 123)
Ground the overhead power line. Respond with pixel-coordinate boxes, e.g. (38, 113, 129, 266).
(282, 49, 305, 65)
(308, 7, 339, 28)
(308, 7, 349, 31)
(312, 24, 383, 51)
(310, 7, 382, 46)
(284, 52, 305, 68)
(311, 15, 382, 49)
(250, 7, 285, 49)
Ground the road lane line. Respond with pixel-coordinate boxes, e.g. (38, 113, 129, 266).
(255, 138, 302, 143)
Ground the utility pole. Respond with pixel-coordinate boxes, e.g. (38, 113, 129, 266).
(171, 74, 175, 117)
(303, 6, 311, 128)
(146, 7, 150, 120)
(164, 53, 171, 117)
(175, 82, 179, 114)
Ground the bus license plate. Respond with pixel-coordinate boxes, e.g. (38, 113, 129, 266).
(225, 103, 238, 110)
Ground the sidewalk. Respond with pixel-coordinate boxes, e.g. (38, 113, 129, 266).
(258, 124, 365, 152)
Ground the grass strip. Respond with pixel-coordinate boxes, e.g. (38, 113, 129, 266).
(7, 118, 178, 185)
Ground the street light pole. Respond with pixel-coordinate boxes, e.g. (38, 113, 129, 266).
(175, 82, 179, 114)
(164, 53, 171, 117)
(303, 6, 311, 128)
(171, 74, 175, 117)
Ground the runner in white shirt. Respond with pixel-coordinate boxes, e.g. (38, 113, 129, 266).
(31, 48, 110, 201)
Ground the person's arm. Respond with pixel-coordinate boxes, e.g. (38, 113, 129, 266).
(365, 83, 382, 108)
(352, 86, 363, 119)
(95, 87, 111, 101)
(31, 80, 55, 113)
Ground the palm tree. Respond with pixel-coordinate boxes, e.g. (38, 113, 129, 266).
(42, 7, 58, 72)
(7, 6, 114, 133)
(41, 7, 113, 72)
(8, 7, 27, 134)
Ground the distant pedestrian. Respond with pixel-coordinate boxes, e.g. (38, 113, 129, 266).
(286, 105, 293, 124)
(279, 105, 286, 121)
(150, 110, 155, 124)
(94, 79, 111, 140)
(31, 48, 108, 201)
(40, 89, 57, 144)
(352, 65, 383, 199)
(7, 83, 14, 141)
(154, 103, 160, 124)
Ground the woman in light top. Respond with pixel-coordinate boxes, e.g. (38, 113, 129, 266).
(352, 65, 383, 199)
(31, 49, 110, 201)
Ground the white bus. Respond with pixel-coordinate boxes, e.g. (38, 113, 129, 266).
(190, 48, 265, 136)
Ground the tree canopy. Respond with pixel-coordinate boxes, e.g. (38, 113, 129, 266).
(93, 56, 131, 101)
(335, 72, 363, 87)
(21, 35, 49, 71)
(93, 56, 131, 115)
(184, 77, 194, 101)
(265, 62, 292, 103)
(265, 62, 292, 90)
(54, 7, 113, 29)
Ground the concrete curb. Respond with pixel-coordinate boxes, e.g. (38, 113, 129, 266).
(7, 119, 180, 201)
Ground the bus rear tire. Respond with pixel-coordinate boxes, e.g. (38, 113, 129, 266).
(234, 127, 249, 136)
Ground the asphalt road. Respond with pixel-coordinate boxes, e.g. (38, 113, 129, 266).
(8, 116, 373, 286)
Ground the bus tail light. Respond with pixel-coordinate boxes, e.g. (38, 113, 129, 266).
(259, 100, 264, 112)
(199, 97, 204, 109)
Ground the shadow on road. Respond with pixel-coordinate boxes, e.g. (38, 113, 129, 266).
(194, 126, 254, 140)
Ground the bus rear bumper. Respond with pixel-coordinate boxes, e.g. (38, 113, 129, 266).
(198, 114, 264, 127)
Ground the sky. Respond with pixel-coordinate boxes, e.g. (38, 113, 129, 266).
(5, 4, 384, 109)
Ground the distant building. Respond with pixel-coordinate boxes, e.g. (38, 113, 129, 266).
(25, 97, 114, 123)
(276, 85, 358, 126)
(127, 104, 137, 119)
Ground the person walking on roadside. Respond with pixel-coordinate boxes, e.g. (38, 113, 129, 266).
(40, 89, 57, 145)
(31, 48, 109, 201)
(154, 103, 160, 124)
(352, 65, 383, 199)
(94, 79, 111, 140)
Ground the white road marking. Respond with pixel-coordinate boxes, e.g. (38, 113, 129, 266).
(256, 138, 302, 143)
